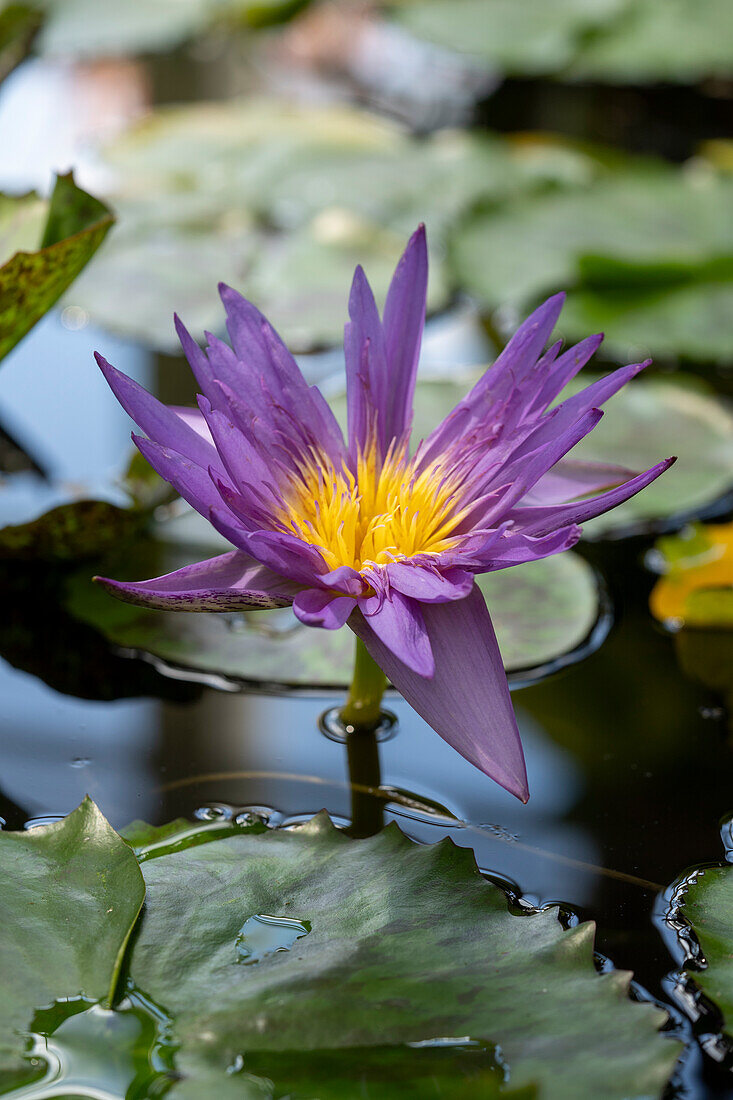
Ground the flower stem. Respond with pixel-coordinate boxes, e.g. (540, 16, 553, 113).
(341, 638, 387, 837)
(340, 638, 387, 731)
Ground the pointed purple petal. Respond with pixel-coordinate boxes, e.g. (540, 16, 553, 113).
(95, 354, 222, 473)
(382, 223, 428, 446)
(95, 551, 299, 611)
(522, 459, 637, 506)
(133, 435, 226, 519)
(169, 405, 213, 443)
(350, 586, 528, 800)
(510, 458, 677, 536)
(345, 265, 388, 460)
(293, 588, 355, 629)
(359, 590, 434, 677)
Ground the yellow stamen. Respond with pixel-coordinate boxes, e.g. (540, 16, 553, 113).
(275, 441, 469, 572)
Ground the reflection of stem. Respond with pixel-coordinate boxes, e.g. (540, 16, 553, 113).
(345, 727, 383, 838)
(160, 769, 662, 892)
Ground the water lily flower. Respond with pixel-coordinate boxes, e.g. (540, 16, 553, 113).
(95, 226, 674, 801)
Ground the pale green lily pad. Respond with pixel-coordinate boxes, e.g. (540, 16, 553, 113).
(131, 813, 678, 1099)
(35, 0, 311, 57)
(67, 101, 588, 353)
(451, 169, 733, 363)
(391, 0, 733, 83)
(0, 798, 145, 1091)
(64, 530, 601, 687)
(0, 172, 114, 365)
(0, 3, 41, 84)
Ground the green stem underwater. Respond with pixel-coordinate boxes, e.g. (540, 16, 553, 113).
(340, 638, 387, 731)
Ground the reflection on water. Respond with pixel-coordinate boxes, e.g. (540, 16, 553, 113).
(235, 913, 312, 966)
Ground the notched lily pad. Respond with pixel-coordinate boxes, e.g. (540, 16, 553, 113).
(0, 171, 114, 364)
(63, 526, 602, 688)
(0, 797, 145, 1091)
(131, 812, 678, 1099)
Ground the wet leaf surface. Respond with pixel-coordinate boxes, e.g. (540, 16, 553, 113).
(0, 798, 145, 1091)
(130, 813, 678, 1099)
(0, 498, 147, 561)
(0, 173, 113, 364)
(678, 861, 733, 1037)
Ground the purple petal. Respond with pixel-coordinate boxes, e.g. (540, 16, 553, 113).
(385, 561, 474, 603)
(95, 354, 222, 474)
(345, 264, 389, 461)
(527, 334, 604, 416)
(95, 551, 299, 611)
(133, 435, 226, 519)
(350, 586, 528, 801)
(510, 458, 677, 536)
(358, 590, 434, 677)
(522, 459, 636, 506)
(552, 360, 649, 423)
(169, 405, 213, 444)
(293, 588, 355, 629)
(381, 224, 428, 447)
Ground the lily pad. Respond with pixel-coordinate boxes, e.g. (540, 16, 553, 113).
(130, 813, 678, 1099)
(0, 3, 41, 84)
(391, 0, 733, 83)
(0, 497, 148, 562)
(451, 169, 733, 363)
(0, 172, 114, 365)
(67, 101, 585, 353)
(675, 861, 733, 1038)
(35, 0, 311, 58)
(63, 526, 601, 687)
(0, 798, 145, 1091)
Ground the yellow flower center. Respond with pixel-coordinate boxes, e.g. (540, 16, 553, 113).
(277, 443, 470, 573)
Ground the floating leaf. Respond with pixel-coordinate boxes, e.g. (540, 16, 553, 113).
(35, 0, 311, 57)
(451, 169, 733, 363)
(0, 172, 114, 364)
(63, 526, 601, 687)
(0, 497, 147, 562)
(0, 798, 145, 1091)
(391, 0, 733, 83)
(650, 523, 733, 628)
(67, 101, 583, 353)
(130, 813, 678, 1099)
(671, 856, 733, 1040)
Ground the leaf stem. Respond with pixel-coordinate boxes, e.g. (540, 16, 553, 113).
(341, 638, 386, 837)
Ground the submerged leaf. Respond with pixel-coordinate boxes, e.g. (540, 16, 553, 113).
(130, 814, 678, 1099)
(0, 172, 113, 364)
(0, 798, 145, 1091)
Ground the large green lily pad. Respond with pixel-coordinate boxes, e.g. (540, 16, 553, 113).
(64, 521, 601, 687)
(0, 798, 145, 1091)
(391, 0, 733, 83)
(66, 101, 591, 353)
(130, 813, 678, 1099)
(451, 168, 733, 364)
(0, 172, 113, 365)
